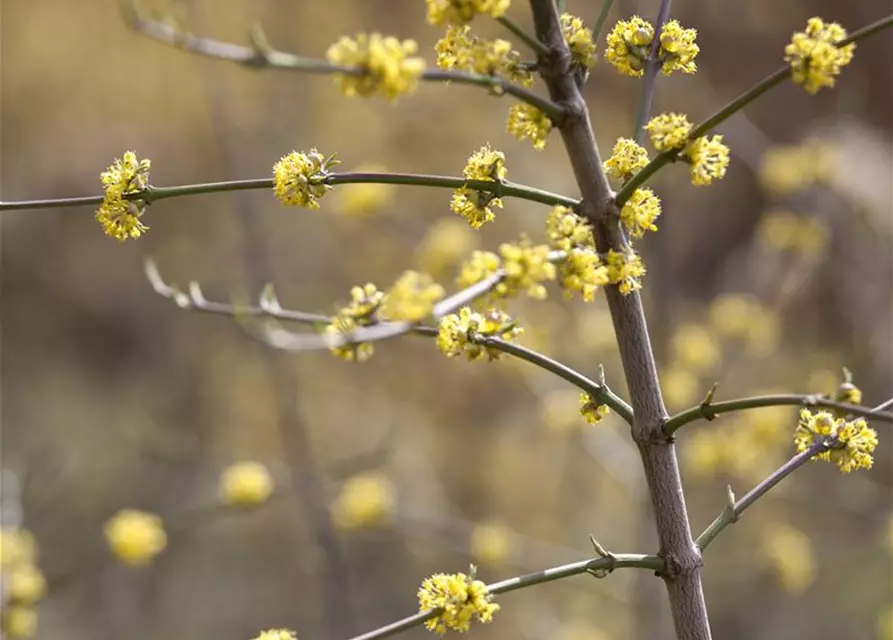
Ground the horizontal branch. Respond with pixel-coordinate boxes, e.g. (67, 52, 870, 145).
(664, 393, 893, 435)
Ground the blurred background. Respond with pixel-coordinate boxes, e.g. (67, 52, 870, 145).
(1, 1, 891, 638)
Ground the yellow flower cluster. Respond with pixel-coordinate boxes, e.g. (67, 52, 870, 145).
(560, 13, 597, 69)
(416, 217, 481, 277)
(757, 211, 829, 256)
(219, 461, 274, 507)
(326, 33, 425, 100)
(103, 509, 167, 566)
(605, 16, 698, 77)
(435, 25, 531, 86)
(507, 103, 552, 150)
(273, 149, 338, 209)
(95, 151, 151, 241)
(620, 187, 661, 238)
(645, 114, 730, 185)
(436, 307, 521, 361)
(794, 409, 878, 473)
(252, 629, 298, 640)
(544, 206, 608, 301)
(324, 283, 384, 362)
(417, 570, 500, 634)
(498, 237, 556, 299)
(426, 0, 510, 26)
(785, 17, 855, 94)
(580, 392, 610, 424)
(644, 113, 692, 151)
(379, 270, 445, 322)
(463, 143, 507, 182)
(451, 146, 507, 228)
(605, 249, 646, 295)
(604, 138, 649, 181)
(331, 473, 395, 531)
(760, 523, 815, 593)
(545, 205, 593, 251)
(1, 526, 46, 638)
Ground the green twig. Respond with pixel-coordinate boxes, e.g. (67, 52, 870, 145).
(496, 16, 550, 57)
(592, 0, 617, 41)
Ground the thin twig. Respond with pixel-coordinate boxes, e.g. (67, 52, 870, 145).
(631, 0, 672, 144)
(592, 0, 617, 41)
(497, 16, 550, 57)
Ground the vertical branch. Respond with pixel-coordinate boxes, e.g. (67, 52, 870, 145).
(632, 0, 673, 143)
(528, 2, 711, 639)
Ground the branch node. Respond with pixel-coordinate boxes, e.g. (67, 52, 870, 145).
(587, 534, 617, 578)
(698, 382, 720, 421)
(248, 23, 273, 66)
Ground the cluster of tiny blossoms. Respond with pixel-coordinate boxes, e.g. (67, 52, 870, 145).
(437, 306, 522, 361)
(326, 33, 425, 100)
(417, 570, 500, 634)
(252, 630, 297, 640)
(426, 0, 509, 26)
(379, 270, 446, 322)
(560, 13, 597, 70)
(785, 18, 855, 94)
(1, 526, 47, 638)
(794, 409, 878, 473)
(605, 16, 698, 77)
(544, 206, 610, 301)
(580, 392, 610, 424)
(456, 236, 556, 302)
(95, 151, 151, 241)
(645, 113, 730, 186)
(272, 149, 339, 209)
(436, 25, 531, 86)
(602, 138, 662, 238)
(219, 461, 274, 507)
(507, 103, 552, 150)
(103, 509, 167, 566)
(451, 144, 507, 228)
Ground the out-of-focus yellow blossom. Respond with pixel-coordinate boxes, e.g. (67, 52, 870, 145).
(451, 187, 502, 229)
(273, 149, 338, 209)
(560, 13, 596, 69)
(708, 294, 780, 356)
(785, 18, 855, 94)
(580, 392, 610, 424)
(794, 409, 878, 473)
(436, 25, 531, 86)
(807, 368, 839, 397)
(456, 250, 501, 293)
(7, 564, 46, 605)
(327, 34, 425, 100)
(343, 283, 385, 320)
(470, 522, 512, 564)
(331, 473, 395, 531)
(683, 429, 727, 477)
(324, 283, 384, 362)
(507, 103, 552, 150)
(645, 113, 693, 152)
(0, 528, 36, 569)
(541, 388, 584, 432)
(605, 249, 646, 295)
(545, 206, 593, 252)
(757, 211, 829, 256)
(557, 248, 609, 302)
(887, 516, 893, 553)
(556, 622, 613, 640)
(2, 606, 38, 638)
(879, 607, 893, 640)
(252, 629, 298, 640)
(662, 367, 700, 408)
(103, 509, 167, 566)
(417, 570, 500, 634)
(380, 271, 445, 322)
(760, 524, 815, 593)
(604, 16, 653, 77)
(219, 461, 274, 507)
(95, 151, 151, 241)
(426, 0, 510, 26)
(670, 324, 720, 374)
(682, 135, 730, 186)
(758, 141, 835, 195)
(620, 188, 661, 238)
(416, 217, 481, 277)
(604, 138, 649, 182)
(835, 380, 862, 406)
(335, 164, 395, 217)
(576, 307, 616, 353)
(745, 404, 795, 445)
(658, 20, 699, 75)
(499, 237, 557, 300)
(437, 307, 522, 361)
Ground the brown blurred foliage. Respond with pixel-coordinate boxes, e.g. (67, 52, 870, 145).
(1, 1, 891, 639)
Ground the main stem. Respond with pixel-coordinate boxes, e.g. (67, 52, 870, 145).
(528, 2, 710, 639)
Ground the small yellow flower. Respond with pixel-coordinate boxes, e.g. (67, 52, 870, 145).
(219, 461, 274, 507)
(507, 103, 552, 150)
(436, 25, 531, 86)
(545, 206, 593, 252)
(556, 248, 609, 302)
(437, 307, 521, 361)
(2, 606, 38, 638)
(252, 629, 298, 640)
(416, 217, 481, 277)
(619, 188, 661, 238)
(331, 473, 395, 531)
(670, 324, 721, 374)
(760, 524, 815, 593)
(785, 17, 855, 94)
(561, 13, 596, 69)
(605, 16, 653, 77)
(540, 388, 583, 432)
(794, 409, 878, 473)
(662, 367, 699, 408)
(834, 380, 862, 406)
(757, 211, 829, 255)
(7, 564, 46, 605)
(103, 509, 167, 566)
(604, 138, 649, 181)
(327, 33, 425, 100)
(456, 250, 501, 293)
(498, 237, 557, 300)
(580, 392, 611, 424)
(645, 113, 693, 152)
(426, 0, 511, 26)
(605, 249, 646, 295)
(658, 19, 699, 75)
(417, 570, 500, 634)
(682, 135, 730, 186)
(0, 528, 37, 569)
(470, 522, 512, 564)
(451, 189, 501, 229)
(380, 270, 445, 322)
(272, 149, 338, 209)
(95, 151, 151, 241)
